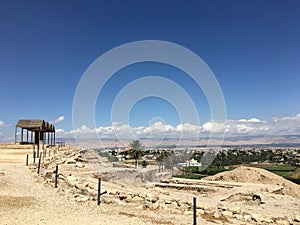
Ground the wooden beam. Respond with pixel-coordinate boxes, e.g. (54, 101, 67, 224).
(14, 127, 17, 144)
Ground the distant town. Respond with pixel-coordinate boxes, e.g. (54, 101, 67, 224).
(88, 140, 300, 185)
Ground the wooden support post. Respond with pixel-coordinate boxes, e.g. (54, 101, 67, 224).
(37, 144, 39, 157)
(33, 151, 36, 164)
(97, 178, 101, 205)
(14, 127, 17, 144)
(32, 143, 35, 158)
(26, 154, 29, 166)
(42, 132, 45, 150)
(21, 128, 23, 143)
(37, 132, 40, 157)
(26, 130, 29, 142)
(55, 165, 58, 188)
(193, 197, 197, 225)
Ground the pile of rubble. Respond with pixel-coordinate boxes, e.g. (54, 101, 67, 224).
(203, 166, 300, 198)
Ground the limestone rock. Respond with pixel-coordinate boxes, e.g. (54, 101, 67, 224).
(164, 200, 172, 204)
(66, 175, 78, 186)
(221, 210, 233, 217)
(145, 194, 159, 203)
(125, 195, 132, 202)
(56, 159, 65, 164)
(234, 214, 243, 220)
(66, 158, 76, 164)
(294, 215, 300, 222)
(75, 162, 85, 168)
(149, 201, 160, 210)
(213, 212, 220, 218)
(75, 195, 89, 202)
(101, 196, 113, 204)
(131, 196, 144, 202)
(275, 219, 290, 225)
(85, 182, 95, 190)
(118, 192, 129, 200)
(243, 214, 252, 221)
(228, 207, 242, 214)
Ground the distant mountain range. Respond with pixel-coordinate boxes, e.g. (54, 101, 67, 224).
(61, 134, 300, 148)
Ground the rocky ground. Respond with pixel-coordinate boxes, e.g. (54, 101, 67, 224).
(0, 143, 299, 225)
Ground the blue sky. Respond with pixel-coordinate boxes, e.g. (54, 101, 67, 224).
(0, 0, 300, 140)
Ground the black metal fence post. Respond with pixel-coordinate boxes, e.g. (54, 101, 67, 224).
(55, 165, 58, 188)
(193, 197, 197, 225)
(37, 158, 41, 174)
(97, 178, 101, 205)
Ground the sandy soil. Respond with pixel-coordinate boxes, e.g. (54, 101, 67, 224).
(0, 144, 211, 225)
(1, 144, 299, 225)
(0, 146, 157, 225)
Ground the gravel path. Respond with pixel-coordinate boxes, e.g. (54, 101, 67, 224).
(0, 148, 153, 225)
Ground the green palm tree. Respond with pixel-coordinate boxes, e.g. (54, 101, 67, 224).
(129, 140, 143, 168)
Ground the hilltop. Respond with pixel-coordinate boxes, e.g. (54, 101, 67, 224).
(0, 144, 299, 225)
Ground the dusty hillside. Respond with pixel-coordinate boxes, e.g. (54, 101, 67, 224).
(203, 166, 300, 198)
(1, 144, 299, 225)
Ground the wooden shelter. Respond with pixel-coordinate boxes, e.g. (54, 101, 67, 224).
(15, 119, 56, 146)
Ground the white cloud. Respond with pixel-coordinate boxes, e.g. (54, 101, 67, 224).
(238, 118, 266, 123)
(52, 116, 65, 124)
(56, 113, 300, 139)
(56, 129, 65, 133)
(202, 121, 227, 133)
(0, 120, 4, 127)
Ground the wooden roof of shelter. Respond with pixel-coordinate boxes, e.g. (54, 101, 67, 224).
(16, 120, 55, 132)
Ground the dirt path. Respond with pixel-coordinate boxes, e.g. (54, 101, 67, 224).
(0, 146, 153, 225)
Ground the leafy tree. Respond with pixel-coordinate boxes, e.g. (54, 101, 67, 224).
(129, 140, 143, 168)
